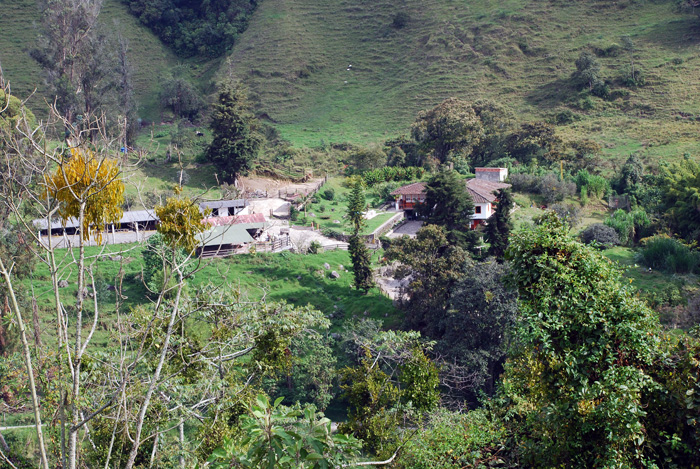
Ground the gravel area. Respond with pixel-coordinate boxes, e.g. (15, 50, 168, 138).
(386, 221, 423, 238)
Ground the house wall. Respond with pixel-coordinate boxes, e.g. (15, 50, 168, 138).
(472, 202, 492, 220)
(475, 168, 508, 182)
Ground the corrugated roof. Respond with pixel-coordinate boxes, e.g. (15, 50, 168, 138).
(196, 224, 255, 247)
(390, 182, 426, 196)
(199, 199, 247, 210)
(33, 209, 158, 230)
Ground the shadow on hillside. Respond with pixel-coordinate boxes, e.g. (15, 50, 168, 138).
(525, 76, 573, 109)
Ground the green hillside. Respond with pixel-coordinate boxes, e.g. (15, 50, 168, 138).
(223, 0, 700, 162)
(0, 0, 220, 121)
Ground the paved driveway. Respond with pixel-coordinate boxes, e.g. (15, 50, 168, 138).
(386, 221, 423, 238)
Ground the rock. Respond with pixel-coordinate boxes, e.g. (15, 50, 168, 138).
(310, 213, 316, 218)
(384, 313, 389, 317)
(330, 333, 341, 340)
(297, 276, 302, 280)
(333, 305, 338, 309)
(58, 280, 69, 288)
(106, 284, 116, 291)
(333, 220, 341, 224)
(363, 310, 368, 316)
(110, 255, 123, 261)
(330, 271, 340, 279)
(323, 263, 331, 270)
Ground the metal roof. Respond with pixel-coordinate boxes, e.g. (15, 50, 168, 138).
(199, 199, 247, 210)
(196, 224, 255, 247)
(33, 209, 159, 230)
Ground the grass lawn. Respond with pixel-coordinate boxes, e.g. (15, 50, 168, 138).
(602, 246, 698, 302)
(293, 177, 406, 235)
(24, 243, 401, 349)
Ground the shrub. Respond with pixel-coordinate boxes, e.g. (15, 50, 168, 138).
(289, 205, 299, 221)
(580, 185, 589, 206)
(308, 240, 322, 254)
(604, 209, 650, 245)
(537, 174, 576, 204)
(509, 173, 538, 193)
(392, 12, 410, 29)
(580, 223, 620, 248)
(551, 203, 582, 228)
(639, 235, 700, 274)
(321, 188, 335, 200)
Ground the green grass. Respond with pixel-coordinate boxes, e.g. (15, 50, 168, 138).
(24, 243, 400, 349)
(602, 246, 697, 301)
(221, 0, 700, 164)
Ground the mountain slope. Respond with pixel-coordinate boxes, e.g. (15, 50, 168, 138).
(223, 0, 700, 161)
(0, 0, 220, 121)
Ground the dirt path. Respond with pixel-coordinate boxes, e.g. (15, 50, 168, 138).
(238, 176, 325, 196)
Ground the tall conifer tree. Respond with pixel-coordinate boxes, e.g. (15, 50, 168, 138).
(347, 179, 374, 292)
(206, 83, 262, 183)
(485, 188, 513, 260)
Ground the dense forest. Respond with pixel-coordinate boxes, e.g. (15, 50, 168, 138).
(0, 0, 700, 467)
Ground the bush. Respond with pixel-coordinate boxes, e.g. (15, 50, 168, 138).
(321, 188, 335, 200)
(509, 173, 538, 193)
(289, 205, 299, 221)
(537, 174, 576, 204)
(580, 223, 620, 248)
(392, 12, 410, 29)
(639, 235, 700, 274)
(308, 240, 322, 254)
(361, 166, 425, 186)
(604, 209, 650, 246)
(551, 203, 582, 228)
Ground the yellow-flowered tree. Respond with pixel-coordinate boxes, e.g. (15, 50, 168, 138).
(45, 146, 124, 243)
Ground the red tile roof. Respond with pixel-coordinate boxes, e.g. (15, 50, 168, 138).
(467, 179, 511, 204)
(204, 212, 266, 227)
(390, 178, 510, 204)
(390, 182, 426, 196)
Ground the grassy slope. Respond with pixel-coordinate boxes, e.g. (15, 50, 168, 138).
(224, 0, 700, 163)
(0, 0, 220, 121)
(24, 244, 398, 349)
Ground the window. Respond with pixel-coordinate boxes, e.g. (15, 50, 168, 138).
(475, 206, 482, 214)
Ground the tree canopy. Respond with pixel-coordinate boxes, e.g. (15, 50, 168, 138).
(205, 83, 263, 183)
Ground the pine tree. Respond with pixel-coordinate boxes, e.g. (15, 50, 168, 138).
(205, 83, 262, 183)
(484, 189, 513, 260)
(420, 170, 479, 252)
(346, 179, 375, 293)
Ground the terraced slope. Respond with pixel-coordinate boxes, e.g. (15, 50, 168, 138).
(224, 0, 700, 160)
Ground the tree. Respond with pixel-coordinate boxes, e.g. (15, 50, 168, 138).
(573, 51, 603, 92)
(503, 213, 663, 466)
(385, 225, 467, 335)
(160, 74, 205, 120)
(346, 179, 374, 292)
(208, 395, 362, 468)
(45, 147, 125, 242)
(441, 259, 518, 400)
(411, 98, 483, 164)
(613, 154, 644, 195)
(507, 121, 565, 165)
(205, 82, 263, 183)
(484, 188, 513, 260)
(31, 0, 131, 130)
(659, 158, 700, 240)
(419, 170, 478, 251)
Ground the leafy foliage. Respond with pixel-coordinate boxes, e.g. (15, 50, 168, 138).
(360, 166, 424, 186)
(419, 170, 478, 250)
(45, 147, 124, 242)
(205, 82, 263, 183)
(604, 208, 650, 246)
(208, 394, 361, 468)
(347, 179, 374, 292)
(122, 0, 258, 57)
(394, 409, 507, 469)
(638, 235, 700, 274)
(411, 98, 483, 163)
(385, 225, 467, 335)
(155, 190, 206, 252)
(484, 189, 513, 259)
(580, 223, 620, 248)
(442, 259, 518, 399)
(660, 158, 700, 240)
(503, 213, 667, 467)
